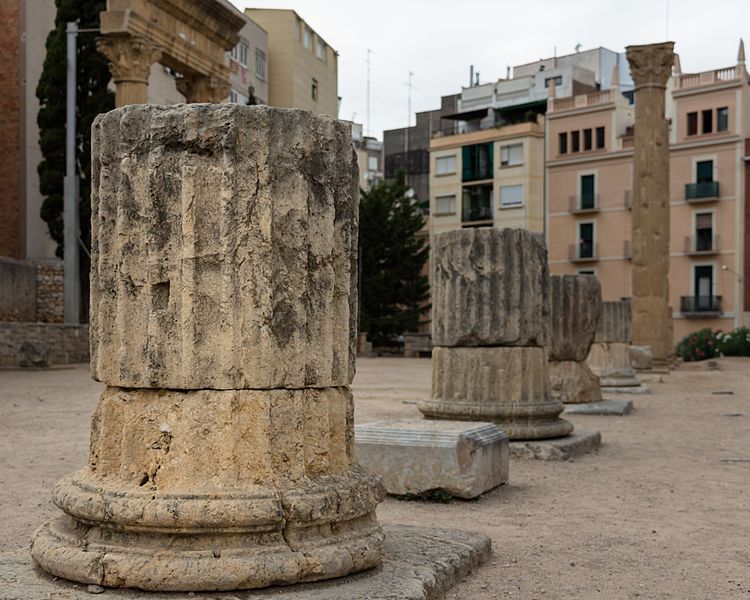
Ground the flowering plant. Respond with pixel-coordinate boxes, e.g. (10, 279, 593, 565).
(676, 328, 721, 362)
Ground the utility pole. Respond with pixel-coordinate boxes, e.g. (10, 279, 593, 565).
(365, 49, 373, 137)
(64, 22, 80, 324)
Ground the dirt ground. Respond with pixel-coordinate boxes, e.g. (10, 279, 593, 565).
(1, 357, 749, 599)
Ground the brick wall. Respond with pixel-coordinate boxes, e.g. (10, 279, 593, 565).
(0, 322, 89, 366)
(0, 0, 23, 258)
(36, 261, 64, 323)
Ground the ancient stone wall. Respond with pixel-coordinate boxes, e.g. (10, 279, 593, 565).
(0, 257, 36, 321)
(0, 322, 89, 366)
(35, 261, 64, 323)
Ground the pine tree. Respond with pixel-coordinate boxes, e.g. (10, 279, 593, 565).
(37, 0, 113, 318)
(359, 172, 430, 346)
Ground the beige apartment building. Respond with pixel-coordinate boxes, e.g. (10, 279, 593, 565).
(547, 47, 750, 343)
(429, 119, 546, 235)
(245, 8, 338, 118)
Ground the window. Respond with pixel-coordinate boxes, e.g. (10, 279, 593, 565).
(316, 37, 325, 61)
(230, 42, 248, 66)
(701, 109, 713, 134)
(462, 184, 493, 223)
(255, 49, 266, 81)
(303, 25, 312, 49)
(580, 174, 596, 210)
(559, 132, 568, 155)
(595, 126, 605, 149)
(461, 143, 493, 181)
(717, 107, 728, 132)
(311, 78, 319, 101)
(499, 184, 524, 208)
(571, 130, 580, 152)
(434, 194, 456, 216)
(577, 269, 596, 276)
(578, 222, 595, 259)
(694, 265, 714, 307)
(695, 212, 714, 252)
(687, 112, 698, 136)
(500, 144, 523, 166)
(545, 75, 562, 87)
(583, 128, 593, 151)
(368, 156, 378, 171)
(435, 155, 457, 175)
(696, 160, 713, 183)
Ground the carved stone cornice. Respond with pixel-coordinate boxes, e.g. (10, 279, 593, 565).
(626, 42, 675, 89)
(177, 74, 230, 103)
(96, 35, 162, 84)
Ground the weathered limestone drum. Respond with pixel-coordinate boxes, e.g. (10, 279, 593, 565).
(30, 105, 385, 591)
(586, 300, 642, 389)
(548, 274, 603, 404)
(419, 228, 573, 440)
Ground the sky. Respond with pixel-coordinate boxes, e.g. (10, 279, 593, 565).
(231, 0, 750, 139)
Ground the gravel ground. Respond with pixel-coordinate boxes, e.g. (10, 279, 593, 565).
(1, 357, 749, 599)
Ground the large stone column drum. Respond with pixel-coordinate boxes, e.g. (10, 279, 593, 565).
(30, 105, 384, 591)
(548, 274, 603, 404)
(419, 228, 573, 440)
(586, 300, 641, 389)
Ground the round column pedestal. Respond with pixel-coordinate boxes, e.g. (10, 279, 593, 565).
(587, 342, 641, 387)
(549, 360, 603, 404)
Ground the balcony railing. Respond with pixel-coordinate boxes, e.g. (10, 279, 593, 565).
(685, 181, 719, 201)
(569, 194, 599, 214)
(680, 295, 722, 317)
(569, 242, 598, 262)
(684, 235, 719, 255)
(462, 203, 493, 224)
(676, 67, 740, 90)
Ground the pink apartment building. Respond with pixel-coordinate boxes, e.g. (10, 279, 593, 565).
(546, 44, 750, 343)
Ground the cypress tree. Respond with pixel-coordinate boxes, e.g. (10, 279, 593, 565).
(37, 0, 113, 318)
(359, 172, 430, 346)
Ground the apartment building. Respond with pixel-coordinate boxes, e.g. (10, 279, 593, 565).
(245, 8, 338, 117)
(547, 44, 750, 342)
(427, 55, 618, 236)
(226, 16, 268, 105)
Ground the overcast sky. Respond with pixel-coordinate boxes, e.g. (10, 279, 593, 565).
(231, 0, 749, 139)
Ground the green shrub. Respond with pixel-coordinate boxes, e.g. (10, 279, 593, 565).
(716, 327, 750, 356)
(677, 328, 721, 362)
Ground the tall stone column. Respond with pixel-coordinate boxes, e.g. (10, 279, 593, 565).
(419, 228, 573, 440)
(30, 105, 384, 591)
(548, 275, 603, 404)
(626, 42, 675, 367)
(97, 35, 162, 106)
(177, 73, 231, 103)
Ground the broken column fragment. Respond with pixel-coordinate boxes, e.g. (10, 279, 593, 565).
(420, 228, 573, 440)
(548, 274, 603, 404)
(30, 104, 384, 591)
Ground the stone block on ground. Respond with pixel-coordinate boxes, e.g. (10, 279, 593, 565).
(431, 228, 549, 348)
(549, 360, 602, 404)
(509, 429, 602, 461)
(564, 399, 634, 416)
(549, 274, 602, 362)
(2, 525, 491, 600)
(355, 419, 508, 499)
(90, 104, 358, 390)
(587, 341, 641, 388)
(601, 384, 650, 395)
(594, 300, 632, 343)
(422, 346, 572, 440)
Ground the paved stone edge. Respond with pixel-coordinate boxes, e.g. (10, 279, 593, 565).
(509, 429, 602, 461)
(564, 399, 634, 416)
(0, 525, 491, 600)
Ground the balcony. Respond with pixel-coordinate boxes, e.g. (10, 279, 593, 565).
(569, 242, 598, 263)
(569, 194, 599, 214)
(685, 181, 719, 202)
(676, 67, 741, 90)
(684, 235, 720, 256)
(680, 295, 722, 318)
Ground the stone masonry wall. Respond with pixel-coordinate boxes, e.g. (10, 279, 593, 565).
(0, 322, 89, 366)
(35, 261, 64, 323)
(0, 257, 36, 321)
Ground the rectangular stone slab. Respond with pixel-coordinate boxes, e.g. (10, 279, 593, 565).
(0, 525, 491, 600)
(90, 105, 358, 390)
(564, 399, 634, 416)
(509, 429, 601, 461)
(355, 419, 509, 499)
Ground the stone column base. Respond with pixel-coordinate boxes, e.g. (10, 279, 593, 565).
(586, 342, 641, 388)
(420, 347, 573, 440)
(30, 387, 384, 591)
(549, 360, 602, 404)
